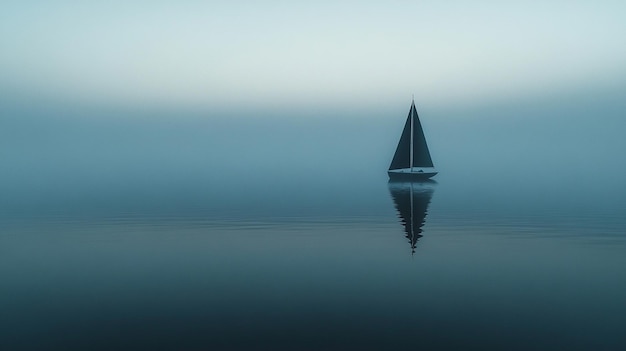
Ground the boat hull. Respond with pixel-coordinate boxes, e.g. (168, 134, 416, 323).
(388, 170, 438, 180)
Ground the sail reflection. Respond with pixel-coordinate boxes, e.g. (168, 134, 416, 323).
(388, 180, 436, 254)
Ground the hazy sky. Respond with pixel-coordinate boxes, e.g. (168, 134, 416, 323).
(2, 1, 625, 110)
(2, 1, 626, 220)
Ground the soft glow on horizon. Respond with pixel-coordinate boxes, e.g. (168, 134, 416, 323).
(1, 1, 625, 109)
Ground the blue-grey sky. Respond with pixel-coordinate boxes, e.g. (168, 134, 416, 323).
(2, 1, 625, 111)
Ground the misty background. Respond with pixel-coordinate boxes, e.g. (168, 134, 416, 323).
(1, 1, 625, 217)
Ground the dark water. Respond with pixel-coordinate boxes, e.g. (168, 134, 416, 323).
(2, 104, 626, 350)
(2, 170, 625, 350)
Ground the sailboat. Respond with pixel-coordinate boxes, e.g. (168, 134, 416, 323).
(388, 99, 438, 180)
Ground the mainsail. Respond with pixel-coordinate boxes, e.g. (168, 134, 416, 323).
(389, 101, 434, 170)
(411, 103, 434, 168)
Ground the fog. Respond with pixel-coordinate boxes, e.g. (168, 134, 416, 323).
(2, 1, 625, 198)
(2, 80, 625, 221)
(3, 83, 625, 179)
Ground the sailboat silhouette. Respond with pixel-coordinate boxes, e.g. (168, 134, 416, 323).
(388, 99, 438, 180)
(388, 181, 435, 254)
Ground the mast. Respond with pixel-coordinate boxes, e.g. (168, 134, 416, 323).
(410, 97, 414, 172)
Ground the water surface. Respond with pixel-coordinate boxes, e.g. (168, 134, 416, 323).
(1, 108, 626, 350)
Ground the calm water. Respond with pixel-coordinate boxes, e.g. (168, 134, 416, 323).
(1, 107, 626, 350)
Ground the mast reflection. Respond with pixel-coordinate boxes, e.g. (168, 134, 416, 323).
(388, 180, 436, 254)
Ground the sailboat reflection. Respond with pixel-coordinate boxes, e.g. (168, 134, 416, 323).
(388, 180, 436, 254)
